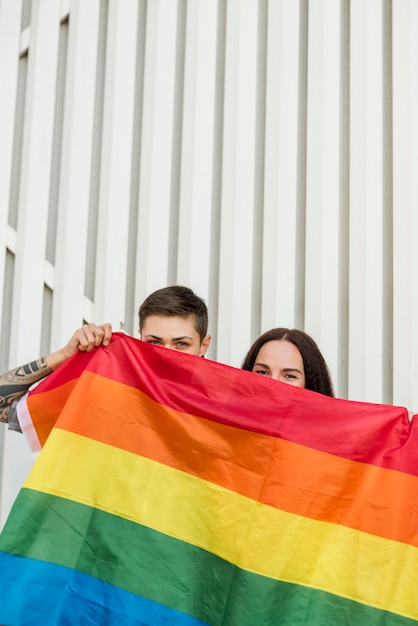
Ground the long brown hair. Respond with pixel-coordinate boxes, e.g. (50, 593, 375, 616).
(242, 328, 334, 397)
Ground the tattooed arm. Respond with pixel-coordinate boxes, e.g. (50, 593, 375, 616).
(0, 323, 113, 427)
(0, 357, 53, 425)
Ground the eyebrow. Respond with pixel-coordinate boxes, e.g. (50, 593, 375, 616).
(254, 362, 303, 375)
(144, 334, 194, 341)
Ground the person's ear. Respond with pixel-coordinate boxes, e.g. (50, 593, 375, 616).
(199, 335, 211, 357)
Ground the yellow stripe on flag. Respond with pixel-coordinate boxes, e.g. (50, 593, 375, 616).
(25, 428, 418, 621)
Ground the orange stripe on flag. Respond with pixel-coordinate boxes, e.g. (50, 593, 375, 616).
(29, 370, 418, 547)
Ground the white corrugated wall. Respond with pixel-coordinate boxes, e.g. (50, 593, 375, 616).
(1, 0, 417, 525)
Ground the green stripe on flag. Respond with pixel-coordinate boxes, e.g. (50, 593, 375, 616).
(1, 488, 416, 626)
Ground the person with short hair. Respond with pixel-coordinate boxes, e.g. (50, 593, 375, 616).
(241, 327, 334, 397)
(138, 285, 210, 355)
(0, 285, 211, 430)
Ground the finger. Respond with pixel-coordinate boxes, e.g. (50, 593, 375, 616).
(89, 323, 113, 347)
(76, 323, 112, 351)
(73, 325, 97, 352)
(100, 323, 113, 346)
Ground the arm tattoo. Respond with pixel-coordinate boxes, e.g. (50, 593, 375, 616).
(0, 357, 52, 423)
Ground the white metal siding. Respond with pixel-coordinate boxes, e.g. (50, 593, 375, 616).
(1, 0, 417, 524)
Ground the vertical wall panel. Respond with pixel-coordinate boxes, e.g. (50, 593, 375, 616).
(177, 0, 218, 304)
(45, 17, 68, 268)
(249, 0, 267, 345)
(20, 0, 32, 30)
(392, 0, 418, 412)
(93, 0, 139, 329)
(1, 0, 62, 527)
(9, 0, 61, 365)
(51, 0, 102, 345)
(0, 251, 16, 524)
(294, 0, 309, 331)
(262, 0, 301, 331)
(348, 0, 384, 403)
(206, 0, 227, 359)
(305, 0, 342, 384)
(135, 0, 181, 306)
(217, 0, 260, 367)
(167, 0, 187, 287)
(0, 0, 22, 322)
(84, 0, 108, 304)
(382, 0, 393, 406)
(125, 1, 147, 335)
(0, 5, 20, 517)
(337, 0, 350, 399)
(7, 53, 28, 233)
(0, 252, 15, 378)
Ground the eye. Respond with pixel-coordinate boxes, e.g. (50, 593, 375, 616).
(175, 341, 191, 349)
(253, 369, 270, 377)
(146, 339, 161, 346)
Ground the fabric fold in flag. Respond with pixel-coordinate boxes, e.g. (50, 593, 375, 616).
(0, 332, 417, 625)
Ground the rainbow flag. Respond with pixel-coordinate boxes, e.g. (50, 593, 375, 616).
(0, 333, 417, 625)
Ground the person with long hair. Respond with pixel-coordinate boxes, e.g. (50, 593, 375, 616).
(241, 327, 334, 397)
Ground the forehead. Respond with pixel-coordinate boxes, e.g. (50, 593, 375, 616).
(140, 314, 199, 339)
(256, 340, 303, 367)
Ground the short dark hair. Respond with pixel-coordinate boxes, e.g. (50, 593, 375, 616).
(138, 285, 209, 342)
(241, 327, 334, 397)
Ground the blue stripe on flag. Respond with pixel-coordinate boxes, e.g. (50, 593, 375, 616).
(0, 552, 208, 626)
